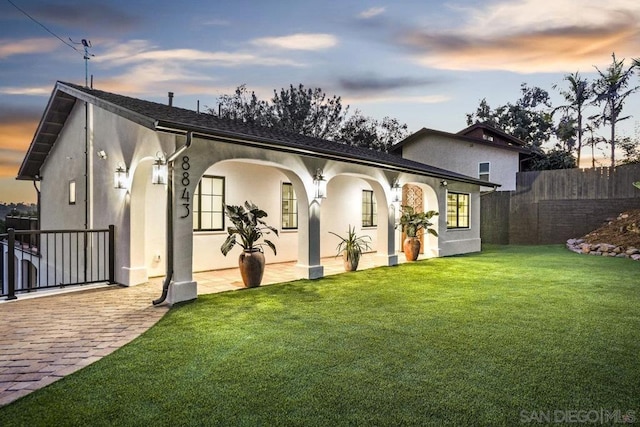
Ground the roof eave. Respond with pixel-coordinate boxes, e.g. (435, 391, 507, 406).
(154, 120, 494, 187)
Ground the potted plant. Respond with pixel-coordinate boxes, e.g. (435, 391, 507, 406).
(397, 206, 438, 261)
(329, 225, 372, 271)
(221, 201, 278, 288)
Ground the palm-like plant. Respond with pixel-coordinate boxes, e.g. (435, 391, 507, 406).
(329, 225, 371, 266)
(552, 71, 591, 167)
(397, 206, 438, 237)
(221, 201, 278, 256)
(592, 53, 639, 167)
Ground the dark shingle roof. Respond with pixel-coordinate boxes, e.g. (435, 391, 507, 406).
(18, 81, 496, 187)
(391, 125, 531, 155)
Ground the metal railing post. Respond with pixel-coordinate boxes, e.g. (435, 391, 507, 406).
(7, 229, 16, 300)
(108, 225, 115, 284)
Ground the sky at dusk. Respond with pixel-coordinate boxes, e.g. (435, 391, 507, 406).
(1, 0, 640, 204)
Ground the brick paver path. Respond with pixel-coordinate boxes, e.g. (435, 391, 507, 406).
(0, 282, 168, 406)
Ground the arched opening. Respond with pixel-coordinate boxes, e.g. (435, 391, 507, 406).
(320, 174, 393, 270)
(191, 159, 309, 273)
(401, 182, 439, 258)
(129, 157, 167, 285)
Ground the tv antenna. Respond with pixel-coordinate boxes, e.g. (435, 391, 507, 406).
(70, 38, 95, 88)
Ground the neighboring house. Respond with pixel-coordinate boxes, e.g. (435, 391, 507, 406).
(391, 123, 531, 191)
(15, 81, 494, 305)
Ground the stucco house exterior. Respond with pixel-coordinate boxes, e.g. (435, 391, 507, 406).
(16, 81, 495, 305)
(391, 123, 531, 191)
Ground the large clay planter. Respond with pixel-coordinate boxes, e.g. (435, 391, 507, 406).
(403, 237, 421, 261)
(238, 250, 265, 288)
(342, 251, 360, 272)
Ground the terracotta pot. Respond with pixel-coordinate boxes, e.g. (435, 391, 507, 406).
(238, 250, 265, 288)
(342, 251, 360, 272)
(403, 237, 421, 261)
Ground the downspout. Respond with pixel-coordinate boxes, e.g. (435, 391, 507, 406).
(32, 176, 41, 229)
(153, 131, 192, 305)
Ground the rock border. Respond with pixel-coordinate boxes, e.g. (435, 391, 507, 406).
(566, 238, 640, 261)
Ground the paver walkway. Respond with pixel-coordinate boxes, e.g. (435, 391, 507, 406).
(0, 282, 168, 406)
(0, 252, 417, 407)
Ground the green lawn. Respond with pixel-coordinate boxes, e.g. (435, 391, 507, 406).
(1, 245, 639, 426)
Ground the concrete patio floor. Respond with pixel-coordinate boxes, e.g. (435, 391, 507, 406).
(0, 251, 420, 407)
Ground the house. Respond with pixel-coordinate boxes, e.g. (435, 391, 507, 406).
(391, 123, 531, 191)
(15, 81, 495, 305)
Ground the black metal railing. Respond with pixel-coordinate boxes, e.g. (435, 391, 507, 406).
(0, 225, 115, 300)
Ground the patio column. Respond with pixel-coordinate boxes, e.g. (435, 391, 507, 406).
(375, 203, 399, 267)
(295, 200, 324, 279)
(166, 149, 198, 305)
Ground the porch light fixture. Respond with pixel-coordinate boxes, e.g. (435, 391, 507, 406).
(151, 152, 168, 185)
(440, 180, 448, 188)
(313, 168, 327, 200)
(392, 179, 401, 203)
(114, 163, 128, 190)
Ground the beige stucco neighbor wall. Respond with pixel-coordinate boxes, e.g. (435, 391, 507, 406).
(402, 134, 520, 191)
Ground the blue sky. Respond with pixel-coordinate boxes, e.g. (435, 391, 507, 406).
(1, 0, 640, 203)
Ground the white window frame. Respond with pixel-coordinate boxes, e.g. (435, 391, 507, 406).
(479, 162, 490, 182)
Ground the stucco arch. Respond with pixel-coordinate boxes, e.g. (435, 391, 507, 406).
(127, 156, 167, 285)
(180, 152, 323, 282)
(400, 181, 440, 258)
(320, 172, 397, 266)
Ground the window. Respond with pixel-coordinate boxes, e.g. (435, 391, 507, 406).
(479, 162, 490, 182)
(69, 181, 76, 205)
(362, 190, 377, 227)
(447, 192, 470, 229)
(193, 175, 225, 231)
(281, 182, 298, 229)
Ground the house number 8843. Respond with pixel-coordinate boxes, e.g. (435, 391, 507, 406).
(180, 155, 190, 219)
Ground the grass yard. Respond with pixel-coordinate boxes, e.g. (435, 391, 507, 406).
(0, 245, 638, 426)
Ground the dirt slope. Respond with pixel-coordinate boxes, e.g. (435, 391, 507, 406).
(581, 209, 640, 249)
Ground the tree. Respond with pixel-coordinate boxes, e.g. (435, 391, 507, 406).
(466, 84, 554, 148)
(211, 84, 272, 127)
(584, 121, 606, 168)
(591, 53, 639, 167)
(529, 148, 577, 170)
(339, 111, 408, 152)
(552, 72, 591, 166)
(209, 84, 408, 151)
(270, 84, 348, 140)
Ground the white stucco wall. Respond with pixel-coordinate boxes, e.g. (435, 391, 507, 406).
(440, 182, 482, 256)
(402, 134, 520, 191)
(320, 175, 378, 258)
(40, 102, 88, 230)
(38, 98, 482, 293)
(191, 162, 300, 272)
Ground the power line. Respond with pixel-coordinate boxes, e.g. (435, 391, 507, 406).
(5, 0, 83, 55)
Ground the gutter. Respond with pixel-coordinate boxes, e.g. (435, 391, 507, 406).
(153, 131, 192, 306)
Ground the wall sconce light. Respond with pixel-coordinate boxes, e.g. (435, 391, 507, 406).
(392, 179, 402, 203)
(96, 150, 107, 160)
(440, 180, 448, 188)
(114, 163, 128, 190)
(313, 168, 327, 200)
(152, 152, 168, 185)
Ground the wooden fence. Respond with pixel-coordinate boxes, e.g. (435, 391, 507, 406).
(481, 164, 640, 244)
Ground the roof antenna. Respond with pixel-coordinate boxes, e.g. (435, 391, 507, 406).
(70, 38, 95, 88)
